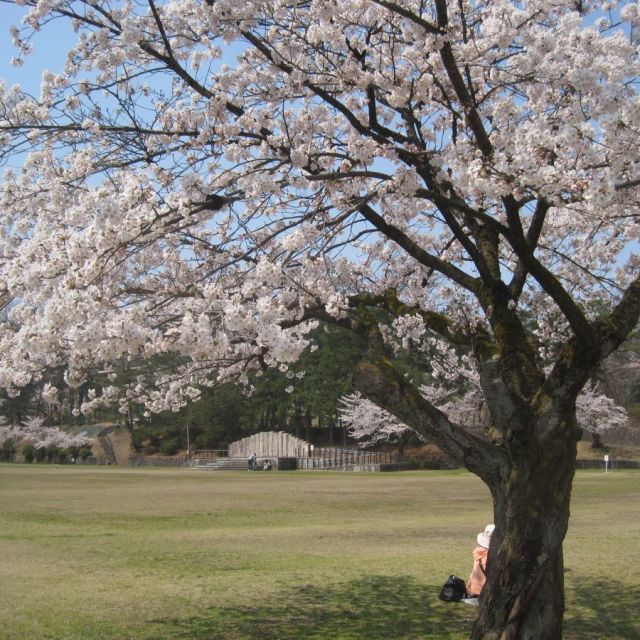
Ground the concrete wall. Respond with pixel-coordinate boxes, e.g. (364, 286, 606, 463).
(228, 431, 312, 459)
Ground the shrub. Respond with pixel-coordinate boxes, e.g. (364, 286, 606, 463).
(79, 446, 92, 460)
(67, 445, 80, 460)
(159, 438, 180, 456)
(194, 431, 217, 449)
(22, 444, 35, 463)
(131, 430, 145, 452)
(45, 445, 58, 463)
(0, 438, 16, 462)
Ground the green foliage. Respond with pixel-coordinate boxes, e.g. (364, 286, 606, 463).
(131, 429, 146, 452)
(0, 438, 16, 461)
(0, 382, 39, 424)
(79, 446, 92, 460)
(127, 326, 366, 454)
(45, 445, 58, 463)
(0, 323, 423, 456)
(159, 438, 180, 456)
(22, 443, 35, 463)
(287, 326, 367, 427)
(67, 445, 80, 461)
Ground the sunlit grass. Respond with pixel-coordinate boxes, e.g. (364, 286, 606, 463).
(0, 465, 638, 639)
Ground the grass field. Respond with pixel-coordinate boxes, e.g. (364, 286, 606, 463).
(0, 465, 638, 640)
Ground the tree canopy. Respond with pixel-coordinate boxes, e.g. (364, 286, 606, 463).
(1, 1, 639, 638)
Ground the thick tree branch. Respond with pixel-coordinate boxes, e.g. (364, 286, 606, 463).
(615, 177, 640, 191)
(354, 355, 507, 484)
(594, 275, 640, 360)
(434, 0, 493, 157)
(415, 187, 510, 237)
(347, 290, 476, 346)
(540, 276, 640, 423)
(509, 199, 550, 298)
(502, 197, 594, 345)
(356, 202, 480, 293)
(370, 0, 443, 36)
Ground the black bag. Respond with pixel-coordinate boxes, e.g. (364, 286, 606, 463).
(438, 575, 467, 602)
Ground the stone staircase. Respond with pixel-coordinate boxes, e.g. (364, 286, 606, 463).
(96, 433, 117, 465)
(93, 426, 134, 465)
(191, 457, 248, 470)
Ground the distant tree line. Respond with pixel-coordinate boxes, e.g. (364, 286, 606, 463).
(133, 327, 430, 454)
(2, 326, 638, 457)
(0, 416, 93, 463)
(0, 327, 391, 454)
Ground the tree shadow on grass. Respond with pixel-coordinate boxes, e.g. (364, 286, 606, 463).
(150, 576, 477, 640)
(565, 578, 640, 640)
(149, 575, 640, 640)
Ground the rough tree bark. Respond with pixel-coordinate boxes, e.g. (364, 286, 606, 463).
(475, 416, 578, 640)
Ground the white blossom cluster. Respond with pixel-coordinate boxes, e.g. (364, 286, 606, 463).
(0, 416, 92, 449)
(0, 0, 637, 414)
(338, 392, 411, 446)
(575, 382, 629, 435)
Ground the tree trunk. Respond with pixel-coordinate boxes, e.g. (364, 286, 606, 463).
(126, 404, 134, 433)
(353, 355, 584, 639)
(590, 432, 603, 449)
(472, 426, 577, 640)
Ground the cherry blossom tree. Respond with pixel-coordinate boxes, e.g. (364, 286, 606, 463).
(0, 415, 91, 449)
(575, 380, 629, 447)
(340, 380, 628, 446)
(1, 1, 640, 637)
(339, 391, 410, 444)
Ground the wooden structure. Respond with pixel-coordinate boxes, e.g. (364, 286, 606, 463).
(193, 431, 404, 471)
(228, 431, 311, 459)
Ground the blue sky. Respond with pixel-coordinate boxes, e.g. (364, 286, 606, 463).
(2, 2, 72, 94)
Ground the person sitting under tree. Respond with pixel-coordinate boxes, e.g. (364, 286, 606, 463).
(466, 524, 495, 597)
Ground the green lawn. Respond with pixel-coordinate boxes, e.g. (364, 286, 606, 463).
(0, 465, 638, 640)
